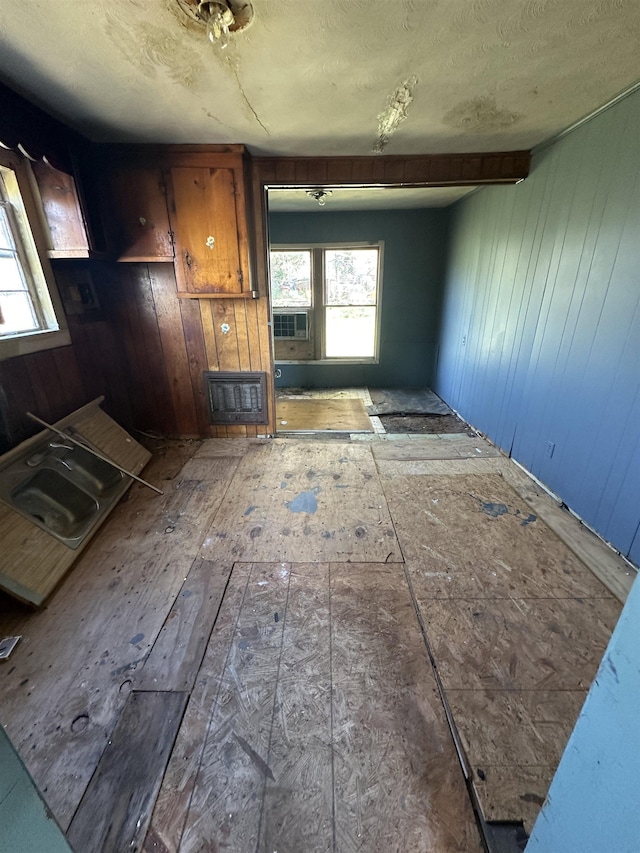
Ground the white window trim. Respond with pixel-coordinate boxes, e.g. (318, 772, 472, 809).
(0, 148, 70, 361)
(270, 241, 384, 365)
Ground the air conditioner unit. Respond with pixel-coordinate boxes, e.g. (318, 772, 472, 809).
(273, 311, 309, 340)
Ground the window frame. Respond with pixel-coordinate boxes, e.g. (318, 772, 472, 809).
(270, 241, 384, 365)
(0, 148, 70, 361)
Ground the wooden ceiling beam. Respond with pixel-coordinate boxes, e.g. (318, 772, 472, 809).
(254, 151, 530, 187)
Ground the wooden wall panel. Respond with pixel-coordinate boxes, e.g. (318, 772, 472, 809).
(434, 88, 640, 563)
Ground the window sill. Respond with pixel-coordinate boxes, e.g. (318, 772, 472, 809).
(0, 328, 72, 361)
(275, 358, 379, 366)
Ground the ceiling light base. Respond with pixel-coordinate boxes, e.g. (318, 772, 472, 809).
(176, 0, 254, 35)
(306, 189, 333, 207)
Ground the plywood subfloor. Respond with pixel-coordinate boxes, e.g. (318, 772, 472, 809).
(378, 465, 623, 832)
(198, 440, 403, 564)
(0, 435, 629, 850)
(276, 398, 373, 432)
(154, 563, 482, 853)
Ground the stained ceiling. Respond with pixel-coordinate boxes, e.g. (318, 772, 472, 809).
(0, 0, 639, 161)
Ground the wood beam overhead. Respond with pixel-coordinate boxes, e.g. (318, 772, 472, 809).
(254, 150, 531, 187)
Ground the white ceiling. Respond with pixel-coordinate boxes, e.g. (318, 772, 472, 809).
(0, 0, 639, 161)
(268, 186, 477, 211)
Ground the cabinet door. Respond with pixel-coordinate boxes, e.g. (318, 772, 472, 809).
(109, 167, 174, 262)
(32, 160, 91, 258)
(168, 166, 250, 295)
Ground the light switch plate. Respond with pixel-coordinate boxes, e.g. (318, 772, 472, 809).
(0, 636, 21, 660)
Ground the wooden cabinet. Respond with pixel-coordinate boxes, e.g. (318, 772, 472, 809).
(108, 166, 174, 262)
(31, 160, 92, 258)
(167, 164, 251, 296)
(103, 146, 255, 298)
(165, 152, 254, 298)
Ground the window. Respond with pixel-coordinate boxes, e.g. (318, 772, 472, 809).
(270, 244, 382, 362)
(0, 149, 69, 359)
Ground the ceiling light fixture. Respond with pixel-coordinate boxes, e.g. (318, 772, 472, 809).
(306, 189, 333, 207)
(198, 1, 234, 49)
(177, 0, 255, 49)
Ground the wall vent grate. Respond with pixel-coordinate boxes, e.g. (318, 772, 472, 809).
(204, 371, 268, 425)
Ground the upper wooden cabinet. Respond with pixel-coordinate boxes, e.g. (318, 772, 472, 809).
(108, 166, 174, 262)
(100, 146, 255, 298)
(164, 152, 253, 298)
(31, 160, 93, 258)
(166, 162, 251, 297)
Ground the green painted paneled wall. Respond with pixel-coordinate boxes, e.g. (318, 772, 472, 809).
(0, 727, 72, 852)
(268, 209, 449, 389)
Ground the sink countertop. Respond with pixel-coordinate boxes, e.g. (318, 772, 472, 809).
(0, 398, 151, 606)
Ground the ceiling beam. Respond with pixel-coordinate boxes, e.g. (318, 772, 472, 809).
(254, 151, 530, 188)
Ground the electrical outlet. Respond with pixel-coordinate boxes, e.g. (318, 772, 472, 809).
(545, 441, 555, 458)
(462, 335, 467, 347)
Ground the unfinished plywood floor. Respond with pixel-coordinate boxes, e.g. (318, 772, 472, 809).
(276, 398, 374, 432)
(0, 434, 630, 852)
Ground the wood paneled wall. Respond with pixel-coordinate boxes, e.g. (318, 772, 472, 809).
(434, 89, 640, 564)
(1, 148, 534, 450)
(0, 271, 135, 452)
(129, 263, 274, 438)
(0, 261, 275, 450)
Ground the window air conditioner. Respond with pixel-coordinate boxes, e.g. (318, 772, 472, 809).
(273, 311, 309, 340)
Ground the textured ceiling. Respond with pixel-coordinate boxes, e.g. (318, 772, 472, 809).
(0, 0, 639, 160)
(268, 186, 477, 211)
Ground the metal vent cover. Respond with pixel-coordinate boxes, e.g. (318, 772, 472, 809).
(204, 371, 268, 425)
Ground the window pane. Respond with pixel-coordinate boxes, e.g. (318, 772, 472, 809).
(0, 254, 27, 291)
(325, 249, 378, 306)
(270, 251, 312, 307)
(0, 290, 39, 335)
(0, 205, 16, 252)
(325, 306, 376, 358)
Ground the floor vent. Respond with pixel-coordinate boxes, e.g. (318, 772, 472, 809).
(204, 371, 268, 425)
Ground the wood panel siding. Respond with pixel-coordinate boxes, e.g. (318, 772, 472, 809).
(255, 151, 531, 188)
(0, 260, 276, 447)
(434, 88, 640, 564)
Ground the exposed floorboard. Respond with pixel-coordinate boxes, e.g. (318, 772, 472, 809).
(67, 690, 188, 853)
(0, 430, 632, 852)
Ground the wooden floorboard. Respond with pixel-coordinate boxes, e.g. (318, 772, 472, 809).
(371, 435, 500, 462)
(499, 461, 635, 603)
(198, 441, 403, 564)
(472, 765, 551, 835)
(180, 563, 291, 853)
(418, 596, 620, 691)
(67, 690, 188, 853)
(164, 561, 481, 853)
(143, 562, 253, 853)
(0, 449, 237, 828)
(136, 557, 233, 693)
